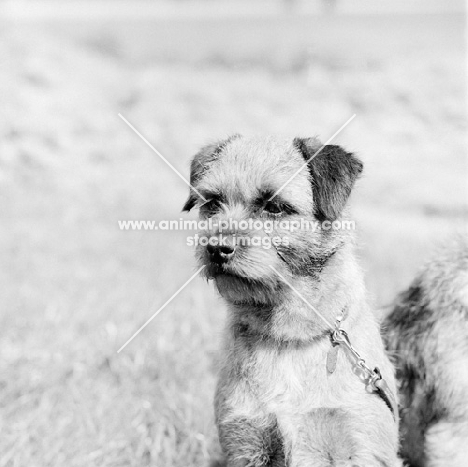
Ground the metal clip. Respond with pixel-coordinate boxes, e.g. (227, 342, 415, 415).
(331, 328, 350, 347)
(331, 329, 375, 382)
(368, 366, 383, 391)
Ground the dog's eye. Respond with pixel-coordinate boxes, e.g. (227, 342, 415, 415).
(263, 202, 282, 216)
(200, 199, 221, 216)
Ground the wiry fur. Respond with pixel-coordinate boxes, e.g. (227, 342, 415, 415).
(384, 235, 468, 467)
(184, 136, 401, 467)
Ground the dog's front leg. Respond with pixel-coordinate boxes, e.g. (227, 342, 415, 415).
(217, 415, 286, 467)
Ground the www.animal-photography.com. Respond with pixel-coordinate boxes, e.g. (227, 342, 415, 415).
(1, 1, 467, 466)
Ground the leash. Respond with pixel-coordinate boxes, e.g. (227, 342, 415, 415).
(328, 309, 398, 420)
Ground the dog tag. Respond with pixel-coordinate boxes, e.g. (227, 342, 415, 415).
(326, 345, 339, 374)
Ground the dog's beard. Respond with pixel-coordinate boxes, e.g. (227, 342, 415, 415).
(214, 274, 282, 306)
(196, 227, 344, 306)
(197, 243, 285, 305)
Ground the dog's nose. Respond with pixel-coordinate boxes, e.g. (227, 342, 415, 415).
(207, 242, 236, 264)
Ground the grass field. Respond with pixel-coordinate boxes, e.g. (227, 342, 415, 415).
(0, 6, 466, 466)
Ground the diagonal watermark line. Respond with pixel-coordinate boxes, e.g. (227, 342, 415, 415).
(117, 265, 206, 353)
(118, 113, 207, 202)
(269, 266, 335, 329)
(269, 114, 356, 201)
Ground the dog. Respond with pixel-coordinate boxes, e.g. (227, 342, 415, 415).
(384, 236, 468, 467)
(183, 135, 401, 466)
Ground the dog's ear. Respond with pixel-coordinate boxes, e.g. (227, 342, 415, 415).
(294, 138, 363, 221)
(182, 135, 241, 212)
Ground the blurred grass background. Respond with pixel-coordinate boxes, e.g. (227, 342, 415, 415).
(0, 1, 466, 466)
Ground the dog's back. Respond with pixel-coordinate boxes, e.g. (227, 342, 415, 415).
(384, 235, 468, 467)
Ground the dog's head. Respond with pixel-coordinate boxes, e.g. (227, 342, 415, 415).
(183, 136, 362, 306)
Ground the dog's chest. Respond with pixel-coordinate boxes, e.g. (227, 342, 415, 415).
(250, 343, 345, 413)
(246, 343, 366, 461)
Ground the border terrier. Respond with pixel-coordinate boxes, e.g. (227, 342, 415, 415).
(183, 135, 401, 467)
(384, 236, 468, 467)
